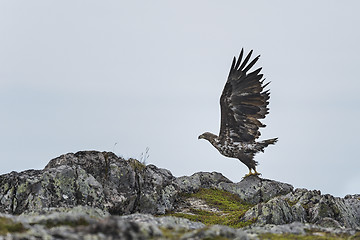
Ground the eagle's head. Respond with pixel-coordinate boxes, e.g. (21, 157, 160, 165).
(198, 132, 217, 141)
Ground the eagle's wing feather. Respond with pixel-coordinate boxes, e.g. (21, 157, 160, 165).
(219, 49, 270, 143)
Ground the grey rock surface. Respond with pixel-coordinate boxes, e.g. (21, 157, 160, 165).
(174, 171, 233, 193)
(180, 224, 249, 240)
(1, 211, 358, 240)
(4, 151, 293, 216)
(1, 150, 360, 239)
(1, 211, 247, 240)
(242, 188, 360, 229)
(245, 221, 358, 237)
(119, 213, 206, 230)
(0, 151, 177, 215)
(218, 175, 293, 204)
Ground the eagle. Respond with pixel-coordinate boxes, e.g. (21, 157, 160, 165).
(198, 49, 278, 177)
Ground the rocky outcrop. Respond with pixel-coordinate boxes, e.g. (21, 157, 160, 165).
(175, 173, 293, 205)
(1, 150, 359, 239)
(242, 188, 360, 229)
(0, 151, 294, 217)
(1, 151, 176, 215)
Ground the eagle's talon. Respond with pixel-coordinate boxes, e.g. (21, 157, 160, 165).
(253, 170, 261, 176)
(242, 173, 251, 179)
(242, 169, 261, 178)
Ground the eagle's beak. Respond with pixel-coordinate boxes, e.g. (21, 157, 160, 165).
(198, 135, 203, 140)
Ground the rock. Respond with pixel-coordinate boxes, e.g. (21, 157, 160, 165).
(0, 212, 165, 240)
(245, 221, 358, 237)
(174, 172, 232, 193)
(119, 213, 206, 230)
(217, 175, 293, 204)
(180, 225, 249, 240)
(0, 151, 177, 215)
(242, 188, 360, 229)
(20, 205, 109, 218)
(4, 151, 293, 217)
(1, 150, 360, 239)
(81, 215, 165, 240)
(242, 197, 305, 226)
(1, 210, 359, 240)
(344, 194, 360, 225)
(245, 221, 308, 235)
(0, 212, 209, 240)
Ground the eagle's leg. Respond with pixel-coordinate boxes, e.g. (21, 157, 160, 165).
(243, 167, 261, 178)
(252, 167, 261, 176)
(243, 168, 254, 178)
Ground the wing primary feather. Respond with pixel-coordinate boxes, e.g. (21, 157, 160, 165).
(263, 81, 271, 89)
(243, 55, 260, 73)
(234, 48, 244, 70)
(249, 67, 262, 77)
(239, 50, 253, 71)
(229, 57, 236, 76)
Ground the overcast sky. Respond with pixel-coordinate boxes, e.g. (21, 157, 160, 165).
(1, 1, 359, 197)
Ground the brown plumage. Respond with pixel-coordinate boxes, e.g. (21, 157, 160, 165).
(198, 49, 278, 177)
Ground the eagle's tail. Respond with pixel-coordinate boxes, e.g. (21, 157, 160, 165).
(255, 138, 278, 152)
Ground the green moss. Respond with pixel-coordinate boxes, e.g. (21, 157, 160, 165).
(160, 227, 189, 239)
(0, 217, 26, 235)
(301, 203, 310, 211)
(258, 232, 355, 240)
(286, 199, 298, 207)
(44, 217, 89, 228)
(192, 188, 252, 211)
(128, 158, 146, 172)
(203, 237, 231, 240)
(168, 188, 255, 228)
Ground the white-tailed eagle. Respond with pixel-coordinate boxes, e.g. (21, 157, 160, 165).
(198, 49, 278, 177)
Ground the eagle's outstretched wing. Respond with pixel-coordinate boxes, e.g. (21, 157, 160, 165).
(219, 49, 270, 143)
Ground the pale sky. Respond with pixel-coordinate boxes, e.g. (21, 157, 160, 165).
(1, 1, 359, 197)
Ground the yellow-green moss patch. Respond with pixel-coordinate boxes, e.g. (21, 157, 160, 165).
(0, 217, 26, 235)
(43, 217, 89, 228)
(286, 199, 298, 207)
(160, 227, 189, 240)
(128, 158, 146, 172)
(169, 188, 255, 228)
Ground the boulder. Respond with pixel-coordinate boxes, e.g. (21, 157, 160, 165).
(174, 171, 232, 193)
(217, 175, 293, 204)
(0, 151, 177, 215)
(242, 188, 360, 229)
(245, 221, 358, 237)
